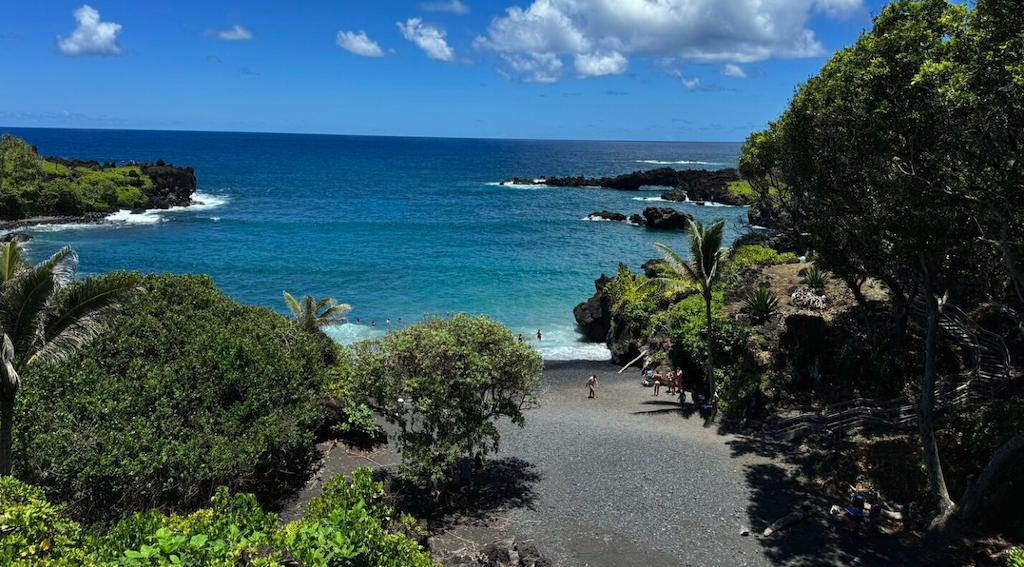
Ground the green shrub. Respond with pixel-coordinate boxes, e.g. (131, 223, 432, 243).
(14, 273, 338, 523)
(351, 315, 542, 489)
(743, 286, 781, 324)
(1007, 548, 1024, 567)
(0, 476, 88, 566)
(605, 265, 665, 335)
(802, 266, 830, 290)
(284, 468, 436, 567)
(729, 244, 796, 273)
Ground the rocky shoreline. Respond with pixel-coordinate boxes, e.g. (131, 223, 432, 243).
(0, 157, 199, 233)
(586, 206, 693, 230)
(501, 167, 748, 205)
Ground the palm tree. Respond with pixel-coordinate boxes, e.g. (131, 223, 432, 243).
(0, 241, 137, 475)
(650, 219, 727, 414)
(283, 291, 351, 334)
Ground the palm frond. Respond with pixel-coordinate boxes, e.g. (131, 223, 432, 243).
(644, 276, 690, 294)
(0, 241, 26, 284)
(37, 246, 78, 289)
(28, 273, 140, 366)
(319, 303, 352, 325)
(283, 291, 302, 318)
(0, 262, 58, 358)
(314, 296, 335, 311)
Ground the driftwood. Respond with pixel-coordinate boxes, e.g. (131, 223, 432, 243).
(763, 506, 814, 537)
(618, 349, 647, 374)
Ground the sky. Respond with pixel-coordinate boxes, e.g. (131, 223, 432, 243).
(1, 0, 891, 142)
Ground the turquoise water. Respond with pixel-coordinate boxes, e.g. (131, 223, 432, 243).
(2, 128, 745, 359)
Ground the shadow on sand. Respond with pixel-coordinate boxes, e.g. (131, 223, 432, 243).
(382, 456, 540, 533)
(720, 430, 936, 566)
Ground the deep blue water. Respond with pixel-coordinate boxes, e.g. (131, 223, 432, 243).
(2, 127, 745, 359)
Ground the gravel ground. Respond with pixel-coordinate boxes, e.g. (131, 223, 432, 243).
(283, 360, 904, 567)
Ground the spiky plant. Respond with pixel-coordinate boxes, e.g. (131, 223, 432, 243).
(802, 266, 830, 290)
(649, 219, 727, 415)
(283, 291, 351, 334)
(744, 286, 781, 324)
(0, 241, 138, 475)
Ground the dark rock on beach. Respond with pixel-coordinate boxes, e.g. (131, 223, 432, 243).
(140, 163, 197, 209)
(573, 273, 613, 342)
(628, 213, 644, 226)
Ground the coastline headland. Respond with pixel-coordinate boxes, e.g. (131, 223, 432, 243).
(501, 167, 749, 205)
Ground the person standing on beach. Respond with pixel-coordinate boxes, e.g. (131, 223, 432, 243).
(536, 329, 542, 341)
(587, 375, 599, 399)
(653, 371, 662, 396)
(518, 334, 524, 343)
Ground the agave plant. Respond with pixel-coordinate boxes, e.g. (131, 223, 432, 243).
(0, 241, 138, 475)
(744, 286, 781, 324)
(801, 266, 830, 290)
(283, 291, 351, 334)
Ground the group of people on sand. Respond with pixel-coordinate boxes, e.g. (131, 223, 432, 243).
(643, 364, 699, 402)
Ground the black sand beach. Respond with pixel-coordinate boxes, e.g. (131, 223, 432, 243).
(283, 360, 898, 567)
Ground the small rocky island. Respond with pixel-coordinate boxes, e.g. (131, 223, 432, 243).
(586, 207, 693, 230)
(501, 167, 749, 205)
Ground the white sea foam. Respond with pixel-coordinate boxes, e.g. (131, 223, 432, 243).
(582, 215, 614, 222)
(631, 196, 668, 202)
(7, 193, 231, 234)
(538, 342, 612, 361)
(636, 159, 720, 166)
(324, 322, 387, 344)
(487, 181, 550, 190)
(210, 216, 221, 222)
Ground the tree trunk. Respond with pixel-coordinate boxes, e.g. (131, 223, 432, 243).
(705, 294, 715, 408)
(918, 263, 954, 515)
(0, 395, 12, 477)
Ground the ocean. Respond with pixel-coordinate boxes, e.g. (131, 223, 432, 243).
(2, 127, 746, 360)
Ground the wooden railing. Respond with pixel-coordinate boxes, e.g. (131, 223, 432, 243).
(770, 297, 1012, 441)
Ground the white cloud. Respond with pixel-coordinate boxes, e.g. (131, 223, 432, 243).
(419, 0, 470, 14)
(476, 0, 861, 81)
(397, 18, 454, 62)
(57, 5, 122, 56)
(723, 63, 746, 78)
(574, 51, 627, 77)
(814, 0, 863, 18)
(681, 77, 701, 90)
(336, 30, 384, 57)
(209, 25, 253, 41)
(502, 52, 563, 83)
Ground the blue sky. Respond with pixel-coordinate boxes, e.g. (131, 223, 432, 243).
(1, 0, 889, 142)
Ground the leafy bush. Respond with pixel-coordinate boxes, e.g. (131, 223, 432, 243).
(801, 266, 830, 290)
(605, 265, 665, 335)
(743, 286, 781, 324)
(1, 473, 436, 567)
(0, 476, 88, 566)
(351, 314, 542, 489)
(283, 468, 436, 567)
(729, 244, 796, 273)
(14, 273, 339, 523)
(1007, 548, 1024, 567)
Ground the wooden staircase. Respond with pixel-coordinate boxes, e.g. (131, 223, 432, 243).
(771, 297, 1012, 441)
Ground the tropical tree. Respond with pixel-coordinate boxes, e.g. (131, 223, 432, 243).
(282, 291, 351, 334)
(651, 219, 727, 413)
(0, 241, 137, 476)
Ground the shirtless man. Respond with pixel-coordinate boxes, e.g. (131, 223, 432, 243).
(587, 375, 599, 399)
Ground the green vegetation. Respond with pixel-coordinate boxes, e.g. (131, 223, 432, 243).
(605, 264, 665, 335)
(0, 133, 153, 219)
(740, 0, 1024, 545)
(351, 314, 542, 491)
(13, 271, 340, 523)
(283, 291, 352, 334)
(0, 241, 137, 477)
(650, 219, 728, 416)
(729, 244, 796, 273)
(744, 287, 781, 324)
(724, 179, 757, 199)
(800, 266, 829, 290)
(0, 469, 436, 566)
(1008, 549, 1024, 567)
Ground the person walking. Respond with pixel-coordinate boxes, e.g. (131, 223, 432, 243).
(587, 375, 599, 399)
(675, 368, 685, 403)
(653, 371, 662, 396)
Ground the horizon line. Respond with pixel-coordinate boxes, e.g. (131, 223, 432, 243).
(0, 124, 745, 145)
